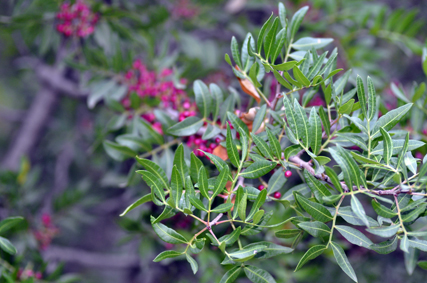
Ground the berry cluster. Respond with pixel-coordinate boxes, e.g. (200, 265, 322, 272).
(56, 1, 99, 37)
(187, 136, 220, 157)
(33, 213, 59, 250)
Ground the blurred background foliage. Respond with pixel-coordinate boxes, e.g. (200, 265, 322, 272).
(0, 0, 426, 282)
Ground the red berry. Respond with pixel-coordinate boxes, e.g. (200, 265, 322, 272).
(209, 143, 217, 149)
(284, 170, 292, 178)
(41, 213, 51, 227)
(273, 192, 281, 199)
(215, 137, 221, 144)
(258, 185, 265, 191)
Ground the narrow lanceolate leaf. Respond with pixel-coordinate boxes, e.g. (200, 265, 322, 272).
(257, 13, 274, 53)
(226, 124, 240, 167)
(288, 6, 309, 41)
(240, 160, 276, 179)
(137, 170, 166, 203)
(295, 194, 333, 222)
(330, 242, 358, 282)
(267, 169, 287, 194)
(264, 17, 279, 60)
(303, 170, 331, 202)
(335, 225, 373, 249)
(252, 134, 273, 160)
(194, 80, 213, 119)
(151, 216, 188, 244)
(120, 194, 152, 216)
(283, 95, 299, 141)
(408, 238, 427, 252)
(252, 104, 267, 133)
(401, 204, 427, 222)
(229, 245, 266, 262)
(292, 37, 333, 51)
(211, 202, 233, 213)
(380, 127, 393, 165)
(295, 245, 326, 271)
(293, 99, 310, 148)
(219, 266, 242, 283)
(218, 226, 241, 246)
(370, 236, 398, 254)
(371, 200, 397, 218)
(293, 66, 310, 87)
(238, 193, 248, 221)
(209, 83, 223, 121)
(170, 166, 183, 208)
(371, 104, 413, 138)
(0, 237, 17, 255)
(198, 167, 210, 199)
(190, 152, 204, 183)
(324, 166, 343, 193)
(246, 189, 267, 222)
(167, 116, 204, 136)
(0, 217, 24, 234)
(186, 254, 198, 274)
(339, 145, 364, 189)
(366, 224, 400, 238)
(190, 195, 207, 211)
(367, 77, 376, 121)
(417, 159, 427, 185)
(298, 221, 330, 238)
(278, 2, 286, 27)
(351, 195, 370, 227)
(231, 36, 242, 68)
(212, 166, 230, 199)
(308, 107, 322, 154)
(173, 144, 189, 182)
(276, 229, 302, 239)
(271, 28, 287, 62)
(329, 147, 358, 190)
(266, 128, 281, 160)
(244, 265, 276, 283)
(153, 250, 183, 262)
(318, 106, 330, 137)
(307, 51, 328, 81)
(338, 207, 379, 227)
(400, 235, 409, 253)
(136, 157, 169, 190)
(356, 76, 367, 119)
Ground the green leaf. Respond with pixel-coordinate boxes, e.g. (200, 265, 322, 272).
(356, 76, 367, 120)
(167, 116, 204, 136)
(120, 194, 152, 216)
(335, 225, 373, 249)
(253, 210, 265, 224)
(371, 138, 424, 156)
(338, 99, 355, 115)
(271, 28, 287, 62)
(224, 53, 232, 66)
(330, 241, 358, 282)
(153, 250, 182, 262)
(190, 152, 204, 183)
(288, 6, 309, 41)
(307, 51, 328, 81)
(366, 224, 400, 238)
(194, 80, 213, 119)
(252, 105, 267, 133)
(273, 61, 298, 71)
(295, 245, 326, 271)
(0, 217, 24, 234)
(338, 207, 379, 227)
(228, 245, 266, 262)
(257, 13, 274, 53)
(278, 2, 286, 27)
(137, 170, 166, 203)
(318, 106, 330, 137)
(173, 144, 189, 182)
(329, 147, 357, 190)
(295, 193, 333, 222)
(226, 124, 240, 167)
(401, 234, 409, 253)
(308, 107, 322, 154)
(170, 166, 183, 208)
(152, 206, 176, 224)
(283, 95, 299, 141)
(198, 167, 210, 199)
(293, 99, 310, 148)
(367, 77, 377, 121)
(245, 241, 293, 259)
(136, 157, 169, 190)
(190, 195, 207, 212)
(227, 112, 249, 136)
(267, 169, 287, 194)
(292, 37, 333, 51)
(219, 266, 242, 283)
(264, 17, 279, 60)
(324, 166, 343, 193)
(231, 36, 242, 68)
(212, 167, 230, 199)
(293, 66, 310, 87)
(351, 195, 370, 227)
(240, 160, 276, 179)
(417, 159, 427, 185)
(408, 238, 427, 252)
(401, 203, 427, 222)
(151, 216, 188, 244)
(418, 261, 427, 270)
(371, 104, 413, 138)
(252, 134, 273, 160)
(0, 237, 17, 255)
(276, 229, 301, 239)
(186, 254, 198, 274)
(370, 236, 398, 254)
(303, 170, 331, 202)
(298, 221, 330, 238)
(266, 128, 282, 160)
(238, 193, 248, 221)
(103, 141, 136, 161)
(244, 265, 276, 283)
(412, 82, 425, 102)
(371, 200, 397, 218)
(218, 226, 241, 246)
(380, 127, 393, 165)
(246, 189, 267, 222)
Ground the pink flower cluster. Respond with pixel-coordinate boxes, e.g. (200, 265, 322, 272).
(171, 0, 199, 19)
(17, 269, 42, 280)
(56, 1, 99, 37)
(33, 213, 59, 250)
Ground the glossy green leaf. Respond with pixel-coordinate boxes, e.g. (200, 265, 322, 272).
(295, 193, 333, 222)
(293, 99, 310, 148)
(245, 241, 293, 259)
(252, 104, 267, 133)
(170, 166, 183, 208)
(190, 152, 204, 183)
(335, 225, 373, 249)
(252, 134, 273, 160)
(238, 192, 248, 221)
(275, 229, 301, 239)
(356, 75, 367, 119)
(198, 167, 209, 199)
(151, 216, 187, 244)
(228, 245, 266, 262)
(318, 106, 330, 137)
(257, 14, 274, 53)
(370, 236, 398, 254)
(298, 221, 330, 238)
(194, 80, 213, 119)
(267, 169, 287, 194)
(167, 116, 204, 136)
(120, 194, 152, 216)
(244, 265, 276, 283)
(293, 66, 310, 87)
(371, 138, 424, 156)
(219, 266, 242, 283)
(303, 170, 331, 202)
(308, 107, 322, 154)
(231, 36, 242, 68)
(292, 37, 333, 51)
(186, 254, 198, 274)
(264, 17, 279, 60)
(0, 217, 24, 234)
(380, 127, 393, 165)
(351, 195, 370, 227)
(324, 166, 343, 193)
(246, 189, 267, 221)
(266, 128, 282, 160)
(367, 77, 376, 121)
(371, 200, 397, 218)
(288, 6, 309, 41)
(189, 195, 207, 212)
(240, 160, 276, 179)
(153, 250, 182, 262)
(366, 224, 400, 238)
(408, 238, 427, 252)
(295, 245, 326, 271)
(371, 104, 413, 138)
